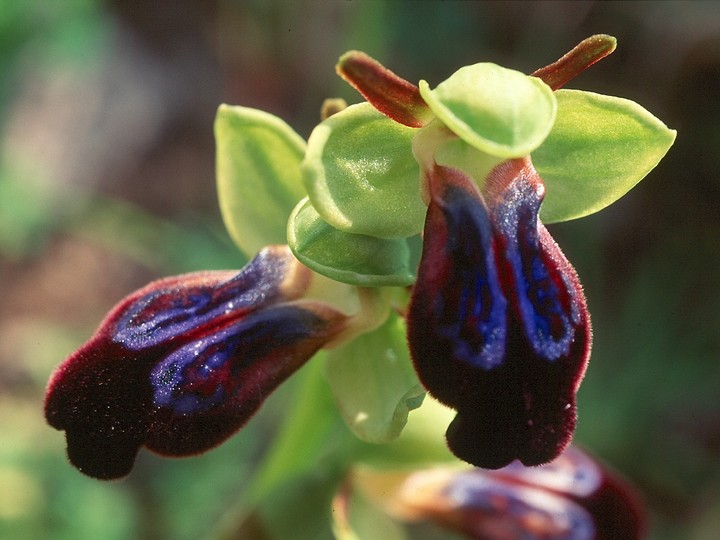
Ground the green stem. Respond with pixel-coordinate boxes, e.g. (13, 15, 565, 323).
(247, 355, 352, 503)
(210, 355, 357, 539)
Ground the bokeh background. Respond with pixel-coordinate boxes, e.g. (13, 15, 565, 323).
(1, 1, 718, 539)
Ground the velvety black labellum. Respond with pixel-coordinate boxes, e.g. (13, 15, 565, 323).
(45, 246, 346, 479)
(408, 160, 590, 470)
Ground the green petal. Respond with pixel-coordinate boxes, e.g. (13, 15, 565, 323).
(215, 104, 306, 256)
(535, 89, 677, 223)
(288, 198, 420, 287)
(325, 312, 425, 444)
(302, 102, 426, 239)
(419, 63, 556, 158)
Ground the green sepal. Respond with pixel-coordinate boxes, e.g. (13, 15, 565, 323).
(288, 198, 421, 287)
(325, 311, 425, 444)
(302, 102, 426, 239)
(418, 63, 557, 158)
(215, 104, 306, 256)
(244, 357, 355, 540)
(535, 89, 676, 223)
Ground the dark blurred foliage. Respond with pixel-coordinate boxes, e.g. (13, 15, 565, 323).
(0, 1, 718, 539)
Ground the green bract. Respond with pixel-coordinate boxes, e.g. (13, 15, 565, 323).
(325, 312, 425, 444)
(534, 89, 677, 223)
(302, 102, 425, 239)
(287, 198, 421, 286)
(419, 63, 557, 158)
(215, 105, 306, 256)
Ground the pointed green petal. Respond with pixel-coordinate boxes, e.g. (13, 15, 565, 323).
(326, 312, 425, 444)
(535, 89, 676, 223)
(215, 104, 306, 256)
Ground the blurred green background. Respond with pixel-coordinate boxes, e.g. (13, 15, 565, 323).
(0, 1, 718, 539)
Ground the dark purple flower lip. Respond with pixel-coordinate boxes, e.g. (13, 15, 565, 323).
(45, 245, 348, 479)
(349, 446, 645, 539)
(408, 158, 591, 470)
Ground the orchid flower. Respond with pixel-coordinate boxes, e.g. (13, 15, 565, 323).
(45, 246, 372, 479)
(407, 157, 590, 469)
(46, 34, 674, 517)
(334, 446, 645, 539)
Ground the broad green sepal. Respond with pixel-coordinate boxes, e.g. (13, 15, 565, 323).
(288, 198, 421, 286)
(419, 63, 557, 158)
(325, 312, 425, 444)
(302, 102, 426, 239)
(534, 89, 677, 223)
(215, 104, 306, 256)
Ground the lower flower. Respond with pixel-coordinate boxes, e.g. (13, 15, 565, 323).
(45, 245, 349, 479)
(336, 446, 645, 539)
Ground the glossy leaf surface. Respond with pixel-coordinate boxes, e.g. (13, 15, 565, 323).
(302, 102, 425, 239)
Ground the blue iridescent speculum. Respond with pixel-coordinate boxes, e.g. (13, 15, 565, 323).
(486, 159, 585, 363)
(423, 165, 508, 373)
